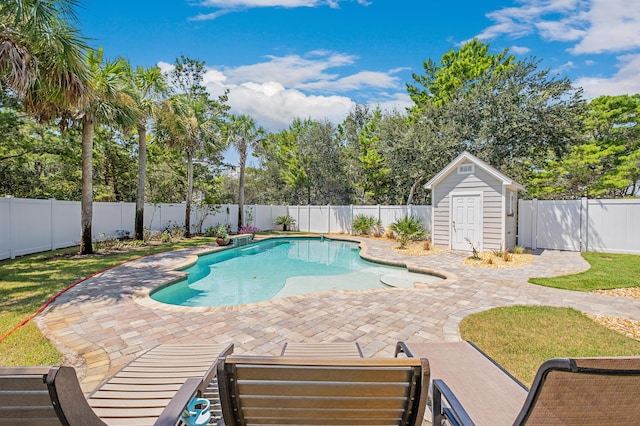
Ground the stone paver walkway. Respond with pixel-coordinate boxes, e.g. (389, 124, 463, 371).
(37, 236, 640, 397)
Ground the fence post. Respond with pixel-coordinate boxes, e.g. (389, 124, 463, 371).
(580, 197, 588, 252)
(8, 196, 14, 259)
(50, 198, 55, 251)
(327, 204, 331, 234)
(350, 205, 354, 234)
(531, 199, 538, 250)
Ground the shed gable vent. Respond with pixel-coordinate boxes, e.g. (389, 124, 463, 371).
(457, 163, 474, 174)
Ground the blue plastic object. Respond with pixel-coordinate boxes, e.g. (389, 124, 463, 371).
(181, 397, 211, 426)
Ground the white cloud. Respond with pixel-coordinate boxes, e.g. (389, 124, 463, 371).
(181, 50, 405, 132)
(574, 53, 640, 98)
(478, 0, 640, 54)
(224, 81, 355, 130)
(571, 0, 640, 54)
(225, 52, 356, 87)
(477, 0, 640, 98)
(510, 45, 531, 55)
(298, 70, 400, 92)
(191, 0, 370, 21)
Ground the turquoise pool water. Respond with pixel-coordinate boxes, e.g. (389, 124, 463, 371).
(151, 237, 438, 307)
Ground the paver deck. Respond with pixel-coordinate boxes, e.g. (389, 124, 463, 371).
(36, 236, 640, 402)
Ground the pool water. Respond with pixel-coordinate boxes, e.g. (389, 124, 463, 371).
(151, 238, 438, 307)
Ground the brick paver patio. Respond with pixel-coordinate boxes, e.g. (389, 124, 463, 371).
(36, 236, 640, 402)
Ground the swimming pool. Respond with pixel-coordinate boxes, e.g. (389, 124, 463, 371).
(151, 237, 440, 307)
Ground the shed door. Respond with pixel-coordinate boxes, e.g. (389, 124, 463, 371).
(451, 194, 482, 251)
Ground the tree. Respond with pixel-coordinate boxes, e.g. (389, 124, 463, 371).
(155, 57, 228, 237)
(128, 65, 168, 240)
(263, 118, 352, 205)
(407, 38, 514, 111)
(222, 114, 265, 228)
(0, 0, 88, 116)
(530, 94, 640, 198)
(77, 48, 137, 254)
(408, 41, 584, 189)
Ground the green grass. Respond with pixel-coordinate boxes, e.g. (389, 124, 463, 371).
(529, 252, 640, 291)
(460, 306, 640, 386)
(0, 237, 219, 365)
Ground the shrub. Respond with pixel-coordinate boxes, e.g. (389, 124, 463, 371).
(423, 240, 432, 251)
(512, 246, 525, 254)
(239, 225, 260, 235)
(390, 215, 426, 248)
(352, 215, 382, 236)
(491, 246, 504, 257)
(274, 215, 296, 231)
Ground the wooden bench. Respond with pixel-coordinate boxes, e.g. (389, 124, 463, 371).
(280, 342, 364, 358)
(217, 354, 429, 425)
(1, 343, 233, 426)
(0, 365, 200, 426)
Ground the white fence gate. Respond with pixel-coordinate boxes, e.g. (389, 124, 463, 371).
(518, 198, 640, 254)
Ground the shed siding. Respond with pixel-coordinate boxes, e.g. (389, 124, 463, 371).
(432, 161, 504, 250)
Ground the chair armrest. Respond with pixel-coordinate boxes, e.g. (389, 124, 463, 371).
(432, 379, 475, 426)
(154, 378, 201, 426)
(395, 341, 414, 357)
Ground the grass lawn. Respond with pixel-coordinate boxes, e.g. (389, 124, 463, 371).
(0, 237, 219, 365)
(460, 306, 640, 387)
(529, 252, 640, 291)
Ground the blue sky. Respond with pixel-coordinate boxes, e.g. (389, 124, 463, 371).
(77, 0, 640, 134)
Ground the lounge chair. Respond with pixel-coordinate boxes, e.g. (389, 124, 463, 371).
(280, 342, 364, 358)
(217, 354, 429, 425)
(397, 341, 640, 426)
(0, 343, 233, 426)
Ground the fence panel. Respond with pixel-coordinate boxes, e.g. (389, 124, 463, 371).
(10, 198, 53, 257)
(93, 202, 134, 239)
(587, 199, 640, 254)
(52, 200, 80, 249)
(536, 200, 581, 251)
(329, 206, 352, 234)
(0, 198, 12, 259)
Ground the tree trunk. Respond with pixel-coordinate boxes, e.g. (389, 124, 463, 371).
(238, 149, 247, 229)
(134, 123, 147, 240)
(184, 150, 193, 238)
(406, 176, 424, 206)
(80, 118, 94, 255)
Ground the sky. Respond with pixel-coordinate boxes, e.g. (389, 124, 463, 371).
(76, 0, 640, 137)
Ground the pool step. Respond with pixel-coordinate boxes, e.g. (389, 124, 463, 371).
(380, 272, 435, 288)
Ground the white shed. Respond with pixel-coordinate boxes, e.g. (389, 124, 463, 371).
(424, 151, 524, 251)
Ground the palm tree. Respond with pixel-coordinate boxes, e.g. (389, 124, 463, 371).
(0, 0, 88, 114)
(223, 114, 265, 228)
(128, 65, 168, 240)
(155, 94, 225, 237)
(78, 48, 137, 254)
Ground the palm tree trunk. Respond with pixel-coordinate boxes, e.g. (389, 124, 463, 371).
(80, 118, 94, 254)
(238, 150, 247, 229)
(184, 150, 193, 238)
(134, 123, 147, 240)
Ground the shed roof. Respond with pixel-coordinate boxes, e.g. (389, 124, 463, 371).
(424, 151, 525, 191)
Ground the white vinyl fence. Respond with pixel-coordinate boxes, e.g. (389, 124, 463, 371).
(0, 197, 431, 260)
(518, 198, 640, 254)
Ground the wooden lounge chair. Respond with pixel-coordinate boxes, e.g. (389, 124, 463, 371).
(280, 342, 364, 358)
(217, 354, 429, 425)
(397, 341, 640, 426)
(0, 343, 233, 426)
